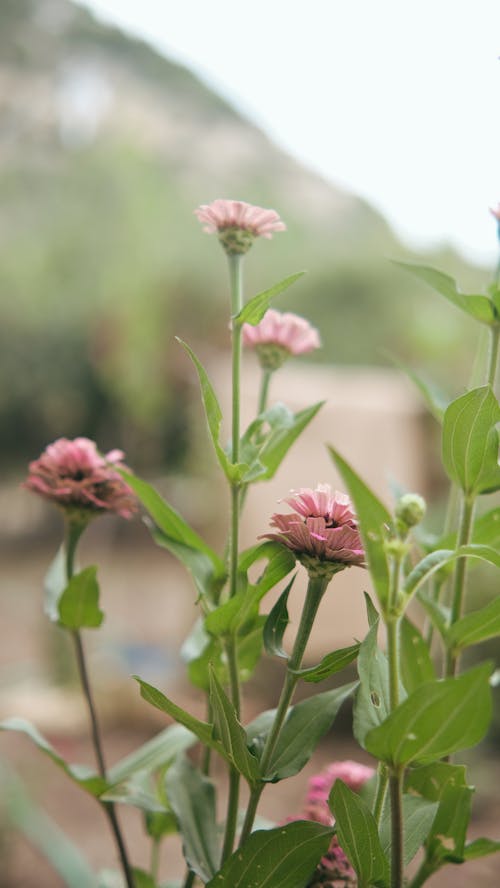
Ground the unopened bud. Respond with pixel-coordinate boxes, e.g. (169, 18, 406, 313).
(395, 493, 426, 533)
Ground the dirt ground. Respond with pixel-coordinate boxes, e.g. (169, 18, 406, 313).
(1, 535, 500, 887)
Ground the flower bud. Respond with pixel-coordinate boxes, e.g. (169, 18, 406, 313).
(395, 493, 426, 534)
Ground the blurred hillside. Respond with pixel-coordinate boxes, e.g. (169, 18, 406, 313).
(0, 0, 492, 471)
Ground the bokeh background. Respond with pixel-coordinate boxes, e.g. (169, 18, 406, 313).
(1, 1, 499, 885)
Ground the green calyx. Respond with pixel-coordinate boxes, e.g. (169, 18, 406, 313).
(218, 227, 256, 255)
(298, 554, 348, 581)
(255, 342, 290, 371)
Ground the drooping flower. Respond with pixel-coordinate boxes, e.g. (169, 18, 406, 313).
(194, 199, 285, 255)
(261, 484, 365, 575)
(24, 437, 137, 521)
(242, 309, 320, 370)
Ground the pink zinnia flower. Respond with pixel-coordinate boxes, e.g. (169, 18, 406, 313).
(261, 484, 365, 574)
(242, 309, 320, 370)
(24, 437, 137, 520)
(194, 199, 285, 255)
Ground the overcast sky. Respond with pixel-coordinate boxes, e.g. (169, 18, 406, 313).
(75, 0, 500, 267)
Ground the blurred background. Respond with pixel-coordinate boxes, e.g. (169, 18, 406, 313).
(1, 0, 499, 884)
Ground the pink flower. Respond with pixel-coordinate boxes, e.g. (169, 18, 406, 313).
(24, 437, 137, 520)
(242, 309, 320, 370)
(261, 484, 365, 571)
(194, 199, 285, 254)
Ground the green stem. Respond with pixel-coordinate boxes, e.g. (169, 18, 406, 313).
(445, 495, 475, 677)
(387, 618, 401, 711)
(151, 839, 160, 883)
(257, 368, 273, 415)
(182, 870, 196, 888)
(372, 763, 389, 827)
(64, 522, 135, 888)
(229, 254, 243, 466)
(389, 767, 405, 888)
(487, 324, 500, 389)
(239, 574, 329, 845)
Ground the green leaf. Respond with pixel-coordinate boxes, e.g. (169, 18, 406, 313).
(101, 772, 167, 813)
(328, 447, 391, 608)
(353, 618, 395, 748)
(442, 386, 500, 495)
(254, 683, 357, 782)
(206, 821, 334, 888)
(263, 579, 293, 659)
(416, 591, 450, 641)
(0, 718, 107, 796)
(463, 837, 500, 860)
(405, 762, 468, 801)
(107, 724, 196, 785)
(58, 566, 104, 630)
(379, 794, 438, 866)
(177, 338, 243, 480)
(209, 668, 260, 785)
(389, 356, 449, 421)
(448, 594, 500, 651)
(134, 677, 226, 761)
(122, 472, 225, 599)
(291, 643, 360, 682)
(436, 506, 500, 554)
(425, 783, 473, 864)
(241, 402, 324, 483)
(145, 809, 178, 840)
(404, 544, 500, 602)
(394, 262, 496, 325)
(364, 663, 493, 766)
(165, 756, 220, 883)
(329, 781, 389, 887)
(235, 272, 306, 326)
(44, 544, 67, 622)
(130, 871, 157, 888)
(399, 618, 435, 694)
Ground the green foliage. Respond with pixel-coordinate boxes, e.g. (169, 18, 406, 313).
(364, 663, 493, 765)
(442, 386, 500, 496)
(235, 272, 306, 326)
(165, 756, 220, 882)
(329, 781, 389, 887)
(379, 795, 438, 866)
(353, 614, 396, 747)
(58, 566, 104, 630)
(208, 669, 260, 785)
(206, 821, 334, 888)
(291, 643, 360, 683)
(399, 618, 436, 694)
(263, 578, 293, 659)
(394, 262, 496, 325)
(240, 401, 324, 484)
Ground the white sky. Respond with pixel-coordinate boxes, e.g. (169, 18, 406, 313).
(74, 0, 500, 267)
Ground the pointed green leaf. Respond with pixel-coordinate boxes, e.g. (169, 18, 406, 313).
(365, 663, 493, 765)
(379, 794, 438, 866)
(292, 643, 360, 682)
(165, 756, 220, 883)
(58, 566, 104, 630)
(328, 447, 391, 607)
(463, 837, 500, 860)
(399, 618, 435, 694)
(206, 821, 334, 888)
(404, 544, 500, 602)
(442, 386, 500, 495)
(130, 871, 157, 888)
(209, 668, 260, 785)
(394, 262, 496, 325)
(241, 402, 324, 483)
(353, 618, 396, 747)
(176, 338, 244, 479)
(329, 780, 389, 887)
(122, 472, 225, 598)
(0, 718, 107, 796)
(235, 272, 306, 326)
(107, 724, 196, 785)
(260, 683, 357, 782)
(389, 356, 449, 421)
(134, 677, 227, 762)
(449, 594, 500, 651)
(263, 579, 293, 659)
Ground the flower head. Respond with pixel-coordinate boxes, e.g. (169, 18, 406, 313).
(242, 309, 320, 370)
(195, 199, 285, 255)
(261, 484, 365, 576)
(24, 437, 137, 521)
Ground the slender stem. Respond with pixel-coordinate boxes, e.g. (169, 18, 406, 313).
(64, 522, 135, 888)
(182, 870, 196, 888)
(151, 839, 160, 883)
(445, 495, 475, 677)
(372, 763, 389, 827)
(389, 768, 405, 888)
(487, 324, 500, 389)
(221, 767, 241, 864)
(229, 254, 244, 466)
(239, 574, 329, 845)
(386, 618, 401, 711)
(257, 368, 273, 415)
